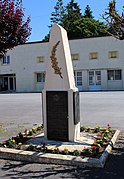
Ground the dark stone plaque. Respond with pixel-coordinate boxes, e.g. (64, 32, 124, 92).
(73, 92, 80, 125)
(46, 91, 68, 141)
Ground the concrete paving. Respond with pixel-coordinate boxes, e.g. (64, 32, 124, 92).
(0, 92, 124, 178)
(80, 91, 124, 131)
(0, 91, 124, 143)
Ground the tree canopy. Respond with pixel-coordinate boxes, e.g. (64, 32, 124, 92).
(71, 18, 108, 39)
(50, 0, 65, 27)
(42, 0, 108, 41)
(0, 0, 31, 57)
(61, 0, 82, 38)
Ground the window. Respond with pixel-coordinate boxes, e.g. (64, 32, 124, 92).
(71, 54, 79, 60)
(37, 72, 45, 83)
(74, 71, 82, 86)
(37, 56, 44, 63)
(108, 70, 121, 80)
(89, 71, 101, 85)
(108, 51, 118, 59)
(90, 52, 98, 60)
(2, 56, 10, 64)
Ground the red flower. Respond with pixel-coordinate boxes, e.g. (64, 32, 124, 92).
(2, 141, 6, 145)
(92, 146, 97, 150)
(108, 123, 110, 127)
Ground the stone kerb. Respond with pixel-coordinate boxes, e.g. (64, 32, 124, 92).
(0, 130, 120, 168)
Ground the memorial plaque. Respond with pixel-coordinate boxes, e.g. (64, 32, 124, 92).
(73, 92, 80, 125)
(46, 91, 68, 141)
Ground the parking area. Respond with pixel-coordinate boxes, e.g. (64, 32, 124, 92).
(0, 91, 124, 142)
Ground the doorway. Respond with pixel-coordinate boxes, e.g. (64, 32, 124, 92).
(0, 74, 16, 92)
(88, 70, 101, 90)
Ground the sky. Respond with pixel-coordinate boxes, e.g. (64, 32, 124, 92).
(22, 0, 124, 42)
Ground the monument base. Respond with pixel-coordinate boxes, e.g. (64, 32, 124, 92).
(43, 90, 80, 142)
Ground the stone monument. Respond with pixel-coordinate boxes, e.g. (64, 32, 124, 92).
(42, 24, 80, 142)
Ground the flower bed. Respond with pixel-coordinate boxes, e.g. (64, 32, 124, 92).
(0, 125, 44, 149)
(0, 124, 115, 158)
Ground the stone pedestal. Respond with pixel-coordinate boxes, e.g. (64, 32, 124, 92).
(42, 24, 80, 142)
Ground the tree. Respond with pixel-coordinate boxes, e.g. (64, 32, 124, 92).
(71, 18, 108, 39)
(0, 0, 31, 57)
(61, 0, 82, 39)
(83, 5, 94, 18)
(50, 0, 65, 27)
(102, 0, 124, 40)
(42, 34, 49, 42)
(42, 0, 109, 41)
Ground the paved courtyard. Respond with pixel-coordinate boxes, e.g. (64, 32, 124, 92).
(0, 92, 124, 143)
(0, 92, 124, 178)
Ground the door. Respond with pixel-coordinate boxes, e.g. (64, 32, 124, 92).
(9, 77, 14, 90)
(89, 70, 101, 90)
(3, 77, 8, 91)
(2, 75, 16, 91)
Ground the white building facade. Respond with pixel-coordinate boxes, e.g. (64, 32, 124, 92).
(0, 36, 124, 92)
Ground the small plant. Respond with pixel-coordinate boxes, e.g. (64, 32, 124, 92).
(32, 128, 36, 134)
(27, 144, 36, 151)
(41, 143, 47, 152)
(24, 129, 29, 135)
(91, 145, 99, 155)
(6, 138, 16, 148)
(80, 126, 85, 132)
(82, 148, 90, 155)
(28, 130, 33, 136)
(94, 126, 100, 133)
(87, 126, 91, 132)
(97, 139, 104, 147)
(107, 123, 112, 132)
(62, 148, 69, 155)
(73, 149, 81, 156)
(51, 147, 60, 154)
(37, 124, 43, 131)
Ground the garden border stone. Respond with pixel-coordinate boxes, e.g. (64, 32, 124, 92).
(0, 130, 120, 168)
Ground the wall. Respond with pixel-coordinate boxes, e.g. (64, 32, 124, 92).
(0, 36, 124, 92)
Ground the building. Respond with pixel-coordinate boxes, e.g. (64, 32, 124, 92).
(0, 36, 124, 92)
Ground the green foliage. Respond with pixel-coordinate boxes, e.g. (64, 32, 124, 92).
(71, 18, 108, 39)
(73, 149, 81, 156)
(42, 34, 49, 42)
(80, 126, 85, 132)
(50, 0, 65, 27)
(95, 126, 101, 133)
(61, 0, 82, 38)
(83, 5, 94, 18)
(43, 0, 109, 41)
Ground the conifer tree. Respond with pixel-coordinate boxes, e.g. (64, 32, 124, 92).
(61, 0, 82, 38)
(50, 0, 65, 27)
(83, 5, 94, 18)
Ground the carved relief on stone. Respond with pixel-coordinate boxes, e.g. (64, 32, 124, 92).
(50, 41, 63, 79)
